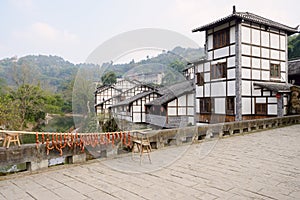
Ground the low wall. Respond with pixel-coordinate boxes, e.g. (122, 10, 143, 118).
(1, 115, 299, 172)
(146, 115, 300, 148)
(0, 144, 87, 172)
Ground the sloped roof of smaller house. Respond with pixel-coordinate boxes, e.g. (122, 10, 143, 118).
(254, 82, 292, 93)
(94, 94, 120, 107)
(183, 58, 207, 72)
(288, 59, 300, 75)
(192, 9, 298, 35)
(94, 85, 122, 94)
(95, 78, 140, 94)
(95, 84, 107, 91)
(110, 91, 160, 107)
(145, 81, 194, 106)
(121, 83, 156, 95)
(95, 83, 157, 107)
(115, 78, 140, 86)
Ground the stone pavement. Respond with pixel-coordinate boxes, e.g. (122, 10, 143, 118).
(0, 125, 300, 200)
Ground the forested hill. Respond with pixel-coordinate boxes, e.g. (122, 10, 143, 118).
(0, 55, 79, 92)
(102, 46, 205, 77)
(1, 33, 298, 92)
(0, 47, 204, 91)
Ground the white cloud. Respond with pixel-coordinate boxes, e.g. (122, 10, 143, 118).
(14, 22, 79, 43)
(11, 22, 81, 61)
(3, 0, 298, 64)
(32, 22, 59, 40)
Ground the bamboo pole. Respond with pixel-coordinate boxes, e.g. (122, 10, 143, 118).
(0, 129, 152, 135)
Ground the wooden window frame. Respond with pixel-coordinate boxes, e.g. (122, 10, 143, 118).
(211, 62, 227, 80)
(200, 98, 212, 113)
(270, 63, 281, 79)
(196, 72, 204, 86)
(226, 97, 235, 115)
(255, 103, 267, 115)
(213, 28, 230, 49)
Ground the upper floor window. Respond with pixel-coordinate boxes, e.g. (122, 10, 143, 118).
(270, 63, 280, 79)
(184, 67, 195, 80)
(213, 29, 230, 49)
(196, 72, 204, 86)
(211, 62, 227, 79)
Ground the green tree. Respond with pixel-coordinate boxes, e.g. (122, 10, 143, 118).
(102, 117, 119, 132)
(9, 84, 45, 130)
(0, 95, 21, 130)
(169, 59, 186, 72)
(57, 78, 74, 113)
(101, 71, 117, 86)
(0, 78, 6, 95)
(43, 93, 64, 114)
(288, 34, 300, 60)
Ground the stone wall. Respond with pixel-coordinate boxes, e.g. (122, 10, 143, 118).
(0, 143, 86, 171)
(1, 115, 300, 173)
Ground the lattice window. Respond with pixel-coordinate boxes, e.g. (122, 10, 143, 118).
(211, 62, 227, 79)
(213, 29, 230, 49)
(200, 98, 213, 113)
(196, 72, 204, 86)
(226, 97, 235, 115)
(270, 63, 280, 78)
(255, 103, 267, 115)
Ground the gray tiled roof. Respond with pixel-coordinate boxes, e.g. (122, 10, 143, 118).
(192, 11, 298, 35)
(254, 82, 292, 93)
(95, 78, 140, 94)
(110, 91, 160, 107)
(94, 85, 122, 94)
(94, 94, 120, 107)
(146, 81, 194, 106)
(95, 83, 155, 105)
(183, 58, 207, 71)
(288, 59, 300, 75)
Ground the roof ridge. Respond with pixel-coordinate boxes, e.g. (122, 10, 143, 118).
(192, 10, 298, 35)
(288, 58, 300, 62)
(236, 11, 296, 30)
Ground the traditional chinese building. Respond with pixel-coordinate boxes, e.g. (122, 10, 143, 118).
(145, 81, 194, 128)
(94, 79, 143, 121)
(192, 6, 299, 124)
(110, 90, 161, 124)
(288, 59, 300, 86)
(95, 78, 160, 129)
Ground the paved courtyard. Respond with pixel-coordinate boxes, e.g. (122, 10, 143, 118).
(0, 125, 300, 200)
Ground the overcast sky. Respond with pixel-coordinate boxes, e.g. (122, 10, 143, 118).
(0, 0, 299, 63)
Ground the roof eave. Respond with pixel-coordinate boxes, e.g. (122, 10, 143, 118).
(192, 15, 236, 32)
(192, 14, 298, 35)
(278, 90, 291, 93)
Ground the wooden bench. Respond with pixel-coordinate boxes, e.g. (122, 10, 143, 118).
(3, 133, 21, 148)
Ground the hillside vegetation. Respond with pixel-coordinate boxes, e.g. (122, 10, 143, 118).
(0, 47, 204, 132)
(288, 34, 300, 60)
